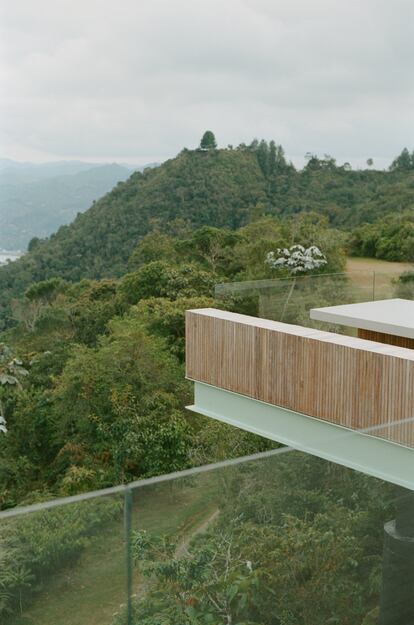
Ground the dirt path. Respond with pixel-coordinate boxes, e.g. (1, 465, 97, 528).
(175, 508, 220, 558)
(130, 507, 220, 605)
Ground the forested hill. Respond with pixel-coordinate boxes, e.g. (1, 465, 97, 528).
(21, 149, 268, 278)
(0, 148, 266, 324)
(0, 142, 413, 325)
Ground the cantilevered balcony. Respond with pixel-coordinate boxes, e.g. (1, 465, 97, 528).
(186, 305, 414, 488)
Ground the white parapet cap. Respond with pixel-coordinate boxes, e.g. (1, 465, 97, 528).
(187, 306, 414, 360)
(310, 298, 414, 340)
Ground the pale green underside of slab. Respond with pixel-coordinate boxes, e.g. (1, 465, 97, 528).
(187, 381, 414, 491)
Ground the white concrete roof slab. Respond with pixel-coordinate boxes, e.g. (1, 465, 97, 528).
(310, 298, 414, 339)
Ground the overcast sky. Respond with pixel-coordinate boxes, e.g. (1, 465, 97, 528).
(1, 0, 413, 167)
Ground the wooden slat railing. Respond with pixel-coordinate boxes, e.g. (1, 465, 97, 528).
(186, 308, 414, 447)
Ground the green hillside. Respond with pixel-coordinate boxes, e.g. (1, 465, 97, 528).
(0, 143, 414, 326)
(0, 148, 266, 324)
(273, 165, 414, 226)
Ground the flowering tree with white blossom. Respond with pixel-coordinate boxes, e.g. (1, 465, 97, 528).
(266, 244, 327, 274)
(0, 344, 29, 434)
(265, 244, 328, 320)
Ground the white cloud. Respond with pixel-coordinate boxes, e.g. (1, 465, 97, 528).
(1, 0, 413, 165)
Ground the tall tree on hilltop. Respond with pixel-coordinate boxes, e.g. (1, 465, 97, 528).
(390, 148, 413, 171)
(200, 130, 217, 150)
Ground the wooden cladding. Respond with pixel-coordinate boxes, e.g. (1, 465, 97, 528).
(186, 308, 414, 447)
(357, 328, 414, 350)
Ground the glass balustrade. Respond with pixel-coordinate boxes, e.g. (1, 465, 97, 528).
(1, 448, 412, 625)
(215, 269, 413, 330)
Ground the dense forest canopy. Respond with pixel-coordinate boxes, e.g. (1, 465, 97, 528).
(0, 213, 346, 504)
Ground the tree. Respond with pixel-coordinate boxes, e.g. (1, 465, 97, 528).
(11, 298, 46, 333)
(0, 345, 29, 434)
(266, 244, 328, 320)
(393, 271, 414, 299)
(269, 140, 277, 175)
(305, 153, 336, 171)
(390, 148, 413, 171)
(121, 452, 389, 625)
(25, 278, 66, 304)
(135, 295, 214, 361)
(199, 130, 217, 150)
(266, 244, 328, 274)
(68, 279, 122, 346)
(274, 144, 288, 172)
(367, 158, 374, 168)
(27, 237, 41, 252)
(256, 140, 270, 176)
(349, 210, 414, 262)
(52, 316, 189, 482)
(118, 261, 215, 305)
(128, 232, 178, 270)
(176, 226, 243, 275)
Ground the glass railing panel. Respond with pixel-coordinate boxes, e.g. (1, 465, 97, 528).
(389, 270, 414, 300)
(115, 448, 406, 625)
(369, 270, 413, 301)
(215, 269, 410, 329)
(216, 271, 368, 330)
(1, 448, 413, 624)
(0, 491, 127, 625)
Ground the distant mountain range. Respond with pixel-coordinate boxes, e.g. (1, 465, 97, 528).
(0, 159, 158, 249)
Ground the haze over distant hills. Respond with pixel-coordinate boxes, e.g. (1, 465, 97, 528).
(0, 159, 158, 249)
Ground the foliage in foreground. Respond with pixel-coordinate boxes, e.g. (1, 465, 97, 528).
(114, 453, 393, 625)
(0, 496, 120, 618)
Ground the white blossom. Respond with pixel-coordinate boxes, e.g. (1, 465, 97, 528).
(0, 415, 7, 434)
(266, 244, 327, 274)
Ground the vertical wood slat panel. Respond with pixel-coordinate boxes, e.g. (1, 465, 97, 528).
(186, 308, 414, 448)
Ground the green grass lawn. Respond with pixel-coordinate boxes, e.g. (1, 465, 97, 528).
(346, 257, 413, 299)
(346, 257, 413, 274)
(6, 474, 219, 625)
